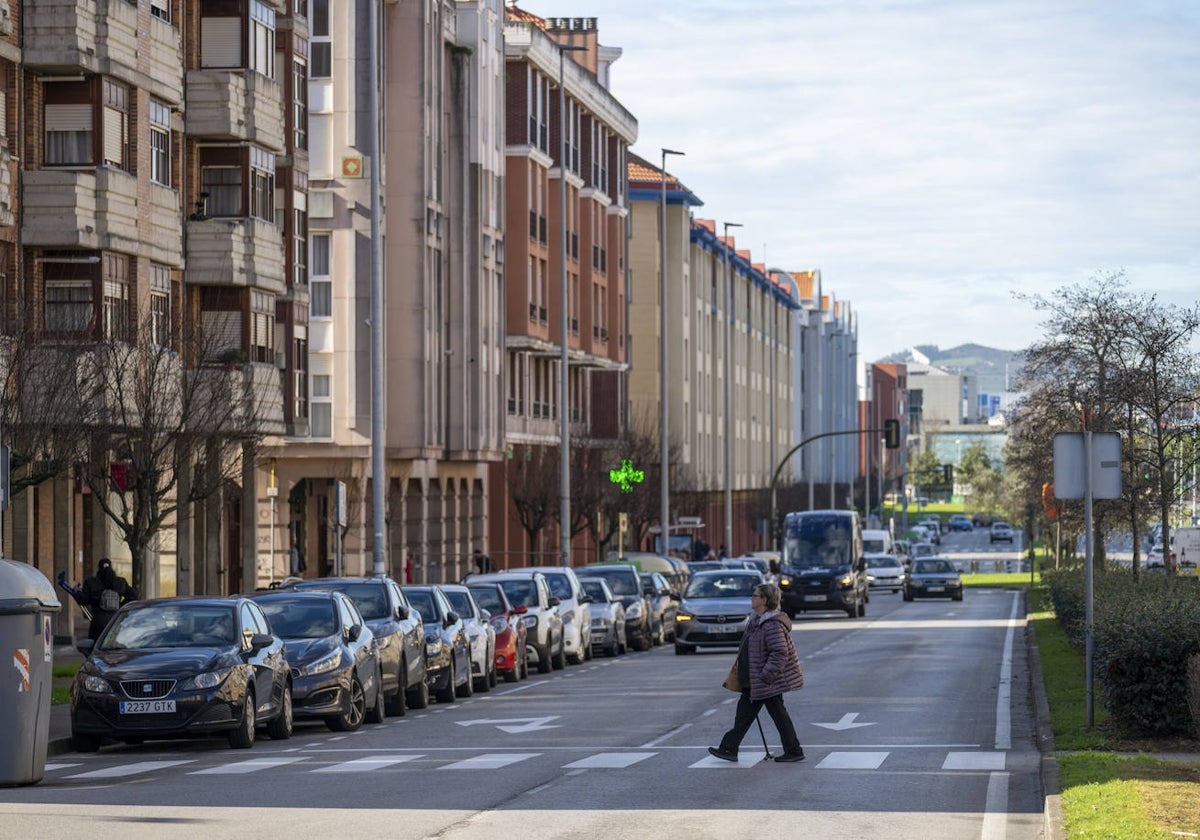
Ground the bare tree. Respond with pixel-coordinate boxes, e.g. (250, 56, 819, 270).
(506, 443, 558, 565)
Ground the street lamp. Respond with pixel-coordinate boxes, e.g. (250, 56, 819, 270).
(558, 43, 587, 566)
(659, 147, 684, 556)
(722, 221, 742, 557)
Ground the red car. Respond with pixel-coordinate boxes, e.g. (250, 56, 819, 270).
(466, 581, 529, 682)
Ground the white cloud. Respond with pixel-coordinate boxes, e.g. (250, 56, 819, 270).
(518, 0, 1200, 361)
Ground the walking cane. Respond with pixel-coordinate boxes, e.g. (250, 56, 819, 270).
(754, 712, 775, 761)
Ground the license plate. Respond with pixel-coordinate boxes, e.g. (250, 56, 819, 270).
(803, 595, 827, 603)
(926, 586, 944, 593)
(119, 700, 176, 714)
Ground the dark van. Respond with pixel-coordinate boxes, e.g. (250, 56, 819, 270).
(777, 509, 868, 619)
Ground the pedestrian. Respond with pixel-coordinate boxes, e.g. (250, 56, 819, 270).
(709, 582, 805, 763)
(718, 544, 727, 560)
(70, 558, 137, 641)
(288, 540, 306, 576)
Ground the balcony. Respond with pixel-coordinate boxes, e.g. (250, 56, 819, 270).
(146, 183, 182, 266)
(193, 362, 285, 437)
(22, 167, 138, 251)
(24, 0, 183, 102)
(0, 145, 14, 227)
(185, 69, 284, 152)
(185, 217, 285, 294)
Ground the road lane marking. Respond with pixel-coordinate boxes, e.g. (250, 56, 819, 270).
(43, 763, 81, 772)
(65, 760, 193, 779)
(315, 755, 424, 772)
(995, 593, 1020, 750)
(981, 771, 1010, 840)
(943, 752, 1006, 771)
(440, 753, 540, 770)
(639, 723, 691, 748)
(563, 752, 656, 769)
(191, 757, 306, 775)
(815, 751, 888, 769)
(690, 751, 771, 768)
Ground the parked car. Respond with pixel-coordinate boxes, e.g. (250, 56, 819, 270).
(990, 522, 1015, 544)
(948, 514, 973, 532)
(639, 571, 679, 644)
(579, 564, 653, 651)
(290, 576, 428, 715)
(904, 557, 964, 601)
(686, 561, 724, 574)
(465, 581, 529, 682)
(401, 586, 472, 702)
(505, 566, 592, 663)
(864, 554, 906, 594)
(466, 572, 564, 673)
(1146, 541, 1175, 568)
(251, 590, 384, 731)
(577, 577, 627, 657)
(440, 584, 498, 692)
(70, 596, 293, 751)
(674, 569, 760, 654)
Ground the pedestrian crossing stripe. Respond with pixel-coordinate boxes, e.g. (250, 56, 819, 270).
(190, 756, 306, 775)
(64, 760, 194, 779)
(440, 753, 540, 770)
(315, 755, 425, 773)
(564, 752, 655, 769)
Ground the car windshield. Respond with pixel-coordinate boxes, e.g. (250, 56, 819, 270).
(443, 590, 475, 618)
(297, 582, 389, 620)
(101, 604, 236, 650)
(866, 556, 900, 568)
(467, 586, 504, 615)
(684, 574, 757, 599)
(912, 544, 935, 557)
(914, 560, 955, 574)
(584, 568, 638, 596)
(543, 573, 572, 601)
(497, 579, 538, 608)
(579, 580, 609, 602)
(405, 590, 438, 623)
(259, 599, 337, 639)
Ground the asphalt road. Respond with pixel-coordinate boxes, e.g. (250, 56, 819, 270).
(2, 545, 1042, 840)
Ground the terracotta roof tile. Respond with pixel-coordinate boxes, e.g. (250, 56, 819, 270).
(694, 218, 715, 234)
(505, 4, 547, 27)
(627, 151, 682, 190)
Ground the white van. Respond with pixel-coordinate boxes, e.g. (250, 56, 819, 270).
(862, 529, 894, 556)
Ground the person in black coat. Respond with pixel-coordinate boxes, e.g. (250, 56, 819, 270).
(71, 557, 137, 641)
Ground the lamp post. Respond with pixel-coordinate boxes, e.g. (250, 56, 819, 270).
(722, 221, 742, 556)
(368, 0, 385, 575)
(558, 43, 586, 566)
(659, 147, 684, 555)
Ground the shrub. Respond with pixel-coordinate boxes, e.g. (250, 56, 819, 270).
(1188, 654, 1200, 740)
(1045, 566, 1200, 735)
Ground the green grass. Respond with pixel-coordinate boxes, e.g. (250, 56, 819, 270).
(51, 663, 78, 706)
(963, 572, 1041, 588)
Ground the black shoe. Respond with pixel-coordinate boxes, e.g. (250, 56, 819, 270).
(707, 746, 738, 762)
(775, 750, 806, 762)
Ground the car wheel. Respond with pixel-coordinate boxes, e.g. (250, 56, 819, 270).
(552, 637, 567, 670)
(474, 660, 491, 693)
(583, 640, 593, 661)
(267, 684, 293, 740)
(857, 598, 866, 617)
(228, 691, 256, 749)
(71, 732, 102, 753)
(406, 671, 430, 709)
(487, 654, 498, 688)
(606, 636, 619, 657)
(456, 659, 474, 698)
(503, 662, 520, 683)
(674, 642, 694, 655)
(521, 651, 530, 680)
(952, 591, 964, 602)
(387, 661, 408, 717)
(536, 642, 553, 674)
(435, 663, 457, 703)
(328, 674, 366, 732)
(365, 667, 386, 723)
(903, 588, 913, 602)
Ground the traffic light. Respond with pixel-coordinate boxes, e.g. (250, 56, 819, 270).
(884, 419, 900, 449)
(943, 463, 953, 484)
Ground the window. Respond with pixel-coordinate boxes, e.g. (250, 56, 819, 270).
(199, 145, 274, 219)
(101, 254, 129, 341)
(310, 0, 330, 78)
(44, 279, 92, 333)
(292, 58, 308, 150)
(293, 325, 308, 419)
(150, 264, 172, 348)
(102, 80, 128, 170)
(293, 199, 308, 287)
(202, 165, 241, 216)
(310, 233, 331, 317)
(310, 373, 331, 437)
(250, 290, 275, 364)
(150, 0, 171, 23)
(249, 0, 275, 78)
(149, 99, 172, 186)
(44, 82, 92, 166)
(249, 146, 275, 220)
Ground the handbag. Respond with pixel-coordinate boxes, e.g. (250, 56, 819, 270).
(721, 662, 742, 692)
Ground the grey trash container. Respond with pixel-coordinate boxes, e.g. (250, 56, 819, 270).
(0, 558, 61, 786)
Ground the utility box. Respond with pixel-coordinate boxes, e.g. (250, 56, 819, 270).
(0, 559, 61, 786)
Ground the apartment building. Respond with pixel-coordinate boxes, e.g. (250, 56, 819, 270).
(859, 362, 907, 516)
(487, 12, 636, 566)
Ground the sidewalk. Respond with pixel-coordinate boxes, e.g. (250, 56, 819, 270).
(47, 644, 83, 757)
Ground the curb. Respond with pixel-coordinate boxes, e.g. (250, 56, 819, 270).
(1025, 590, 1062, 840)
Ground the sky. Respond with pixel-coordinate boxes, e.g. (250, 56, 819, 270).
(517, 0, 1200, 363)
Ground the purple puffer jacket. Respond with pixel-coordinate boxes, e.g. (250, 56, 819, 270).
(746, 609, 804, 701)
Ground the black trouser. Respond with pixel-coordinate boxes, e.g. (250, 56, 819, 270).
(719, 690, 802, 755)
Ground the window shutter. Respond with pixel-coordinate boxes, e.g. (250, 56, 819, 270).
(45, 103, 92, 132)
(201, 311, 242, 355)
(201, 17, 242, 68)
(103, 107, 125, 167)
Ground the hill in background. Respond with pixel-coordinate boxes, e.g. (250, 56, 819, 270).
(876, 343, 1024, 395)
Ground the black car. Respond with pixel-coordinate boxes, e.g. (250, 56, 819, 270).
(291, 576, 428, 715)
(70, 597, 293, 751)
(903, 557, 965, 601)
(251, 590, 385, 731)
(639, 571, 679, 645)
(580, 564, 652, 651)
(401, 586, 472, 703)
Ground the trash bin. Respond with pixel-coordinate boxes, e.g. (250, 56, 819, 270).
(0, 558, 61, 786)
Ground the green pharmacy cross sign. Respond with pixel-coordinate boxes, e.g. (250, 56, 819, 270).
(609, 459, 645, 493)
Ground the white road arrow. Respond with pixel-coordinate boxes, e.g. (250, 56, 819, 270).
(813, 712, 876, 731)
(456, 716, 562, 734)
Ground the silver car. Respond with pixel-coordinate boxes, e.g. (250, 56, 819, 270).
(441, 584, 497, 692)
(864, 553, 906, 594)
(578, 577, 626, 656)
(673, 569, 762, 655)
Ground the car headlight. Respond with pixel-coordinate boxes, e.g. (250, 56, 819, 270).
(591, 617, 609, 629)
(82, 674, 113, 695)
(562, 612, 574, 625)
(181, 668, 231, 691)
(675, 612, 692, 622)
(305, 649, 343, 676)
(625, 601, 643, 620)
(521, 614, 538, 629)
(489, 615, 508, 634)
(838, 574, 853, 587)
(779, 576, 791, 587)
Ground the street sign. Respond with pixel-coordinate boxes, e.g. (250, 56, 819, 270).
(1053, 432, 1122, 499)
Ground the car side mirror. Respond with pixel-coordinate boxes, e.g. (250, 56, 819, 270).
(345, 624, 363, 642)
(395, 604, 409, 621)
(548, 597, 560, 607)
(444, 611, 459, 628)
(249, 632, 273, 652)
(76, 638, 95, 658)
(579, 595, 593, 604)
(669, 591, 681, 601)
(513, 604, 528, 615)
